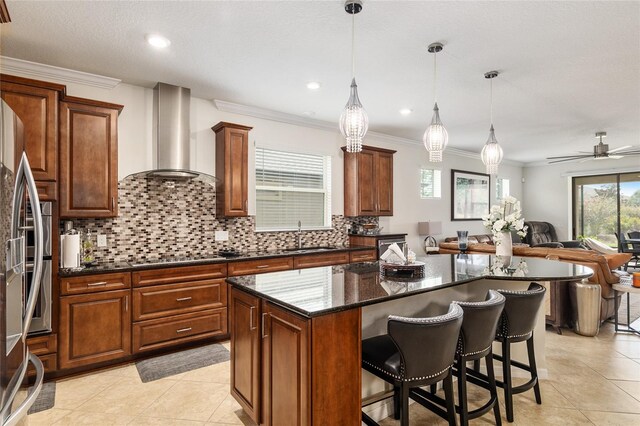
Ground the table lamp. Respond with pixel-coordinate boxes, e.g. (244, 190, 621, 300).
(418, 221, 442, 254)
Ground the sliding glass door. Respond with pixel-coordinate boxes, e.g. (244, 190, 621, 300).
(573, 172, 640, 246)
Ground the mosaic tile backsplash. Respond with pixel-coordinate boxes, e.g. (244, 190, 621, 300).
(67, 175, 378, 263)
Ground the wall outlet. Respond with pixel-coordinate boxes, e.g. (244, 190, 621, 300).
(97, 234, 107, 247)
(215, 230, 229, 242)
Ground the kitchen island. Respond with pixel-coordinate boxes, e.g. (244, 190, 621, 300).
(226, 254, 592, 426)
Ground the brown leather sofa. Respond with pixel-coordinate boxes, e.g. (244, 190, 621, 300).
(438, 241, 631, 322)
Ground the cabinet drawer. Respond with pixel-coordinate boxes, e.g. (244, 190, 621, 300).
(133, 263, 228, 287)
(293, 252, 350, 269)
(35, 181, 57, 201)
(60, 272, 131, 296)
(28, 353, 57, 376)
(27, 333, 57, 356)
(133, 279, 227, 321)
(349, 249, 377, 263)
(133, 308, 228, 353)
(228, 257, 293, 277)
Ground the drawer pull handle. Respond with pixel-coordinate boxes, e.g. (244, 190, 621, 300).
(176, 297, 192, 302)
(176, 327, 192, 334)
(256, 265, 269, 269)
(87, 281, 108, 287)
(262, 313, 268, 338)
(249, 306, 256, 330)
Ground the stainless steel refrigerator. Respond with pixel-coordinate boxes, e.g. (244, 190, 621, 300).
(1, 99, 45, 424)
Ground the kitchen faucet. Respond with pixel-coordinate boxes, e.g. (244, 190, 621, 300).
(297, 220, 302, 249)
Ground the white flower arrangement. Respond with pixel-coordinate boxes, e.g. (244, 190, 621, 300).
(481, 196, 528, 246)
(483, 257, 529, 277)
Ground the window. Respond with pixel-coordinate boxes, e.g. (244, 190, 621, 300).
(255, 148, 331, 230)
(573, 172, 640, 246)
(420, 169, 442, 198)
(496, 178, 510, 200)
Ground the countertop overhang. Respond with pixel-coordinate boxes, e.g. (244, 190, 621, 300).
(226, 254, 593, 318)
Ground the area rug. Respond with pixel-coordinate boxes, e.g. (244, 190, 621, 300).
(28, 381, 56, 414)
(136, 343, 230, 383)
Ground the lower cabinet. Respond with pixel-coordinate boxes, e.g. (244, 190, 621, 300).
(261, 301, 311, 426)
(59, 289, 131, 369)
(230, 287, 360, 426)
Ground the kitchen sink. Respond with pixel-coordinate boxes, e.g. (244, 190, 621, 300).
(282, 246, 337, 253)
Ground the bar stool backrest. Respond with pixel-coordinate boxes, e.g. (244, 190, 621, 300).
(454, 290, 506, 356)
(496, 283, 546, 340)
(387, 304, 463, 381)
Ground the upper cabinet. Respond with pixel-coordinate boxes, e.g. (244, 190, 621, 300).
(59, 97, 123, 218)
(212, 122, 252, 217)
(0, 74, 65, 182)
(342, 145, 396, 217)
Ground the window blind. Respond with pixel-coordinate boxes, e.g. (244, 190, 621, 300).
(420, 169, 442, 198)
(256, 148, 331, 230)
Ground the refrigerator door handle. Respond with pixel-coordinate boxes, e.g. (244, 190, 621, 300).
(2, 352, 44, 426)
(15, 153, 44, 337)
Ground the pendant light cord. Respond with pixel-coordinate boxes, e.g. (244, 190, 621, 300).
(490, 77, 493, 125)
(433, 51, 437, 103)
(351, 6, 356, 79)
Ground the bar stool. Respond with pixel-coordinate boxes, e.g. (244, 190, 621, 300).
(493, 283, 546, 422)
(361, 304, 463, 426)
(453, 290, 506, 426)
(421, 291, 505, 426)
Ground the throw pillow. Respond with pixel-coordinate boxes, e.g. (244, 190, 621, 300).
(585, 238, 617, 255)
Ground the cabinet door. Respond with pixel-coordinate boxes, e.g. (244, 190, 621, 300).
(59, 289, 131, 369)
(375, 151, 393, 215)
(225, 127, 249, 216)
(356, 150, 377, 215)
(262, 301, 310, 426)
(59, 101, 119, 218)
(230, 289, 261, 423)
(0, 80, 59, 181)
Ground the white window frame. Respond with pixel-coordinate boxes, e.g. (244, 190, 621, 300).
(420, 168, 442, 199)
(496, 177, 510, 201)
(255, 147, 332, 232)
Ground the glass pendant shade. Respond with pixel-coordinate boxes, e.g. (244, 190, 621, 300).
(423, 102, 449, 162)
(481, 124, 503, 175)
(340, 78, 369, 153)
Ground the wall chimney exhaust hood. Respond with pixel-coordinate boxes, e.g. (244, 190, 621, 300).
(126, 82, 216, 183)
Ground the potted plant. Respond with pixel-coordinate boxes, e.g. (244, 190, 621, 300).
(482, 196, 528, 256)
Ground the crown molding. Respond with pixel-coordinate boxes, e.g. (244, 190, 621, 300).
(0, 56, 121, 89)
(214, 99, 522, 167)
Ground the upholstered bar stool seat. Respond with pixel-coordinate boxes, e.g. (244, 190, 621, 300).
(361, 304, 463, 426)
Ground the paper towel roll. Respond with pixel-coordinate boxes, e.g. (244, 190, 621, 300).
(61, 234, 80, 268)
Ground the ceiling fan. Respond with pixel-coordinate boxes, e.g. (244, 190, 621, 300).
(547, 132, 640, 164)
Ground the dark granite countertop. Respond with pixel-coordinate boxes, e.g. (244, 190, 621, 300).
(58, 245, 376, 277)
(226, 254, 593, 318)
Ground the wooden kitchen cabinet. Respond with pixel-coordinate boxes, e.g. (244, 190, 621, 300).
(59, 288, 131, 369)
(59, 96, 123, 218)
(230, 288, 262, 423)
(261, 301, 311, 426)
(212, 122, 252, 217)
(0, 74, 65, 182)
(227, 257, 294, 277)
(293, 251, 350, 269)
(342, 145, 395, 217)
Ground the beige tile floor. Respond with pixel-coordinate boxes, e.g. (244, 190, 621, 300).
(28, 295, 640, 425)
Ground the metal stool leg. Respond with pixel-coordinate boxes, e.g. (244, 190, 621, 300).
(502, 340, 514, 422)
(527, 336, 542, 405)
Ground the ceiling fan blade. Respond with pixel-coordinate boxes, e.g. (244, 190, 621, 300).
(548, 157, 586, 164)
(546, 154, 593, 160)
(608, 145, 632, 153)
(616, 150, 640, 155)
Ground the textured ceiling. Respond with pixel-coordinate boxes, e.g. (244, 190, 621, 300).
(2, 0, 639, 163)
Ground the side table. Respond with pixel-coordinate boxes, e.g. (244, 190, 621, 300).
(612, 281, 640, 336)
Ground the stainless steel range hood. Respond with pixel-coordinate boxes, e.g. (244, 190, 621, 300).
(126, 82, 216, 183)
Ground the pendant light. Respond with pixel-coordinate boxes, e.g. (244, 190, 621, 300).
(481, 71, 504, 175)
(423, 42, 448, 162)
(339, 0, 368, 153)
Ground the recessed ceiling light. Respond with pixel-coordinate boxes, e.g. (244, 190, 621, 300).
(146, 34, 171, 49)
(306, 82, 321, 90)
(399, 108, 413, 116)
